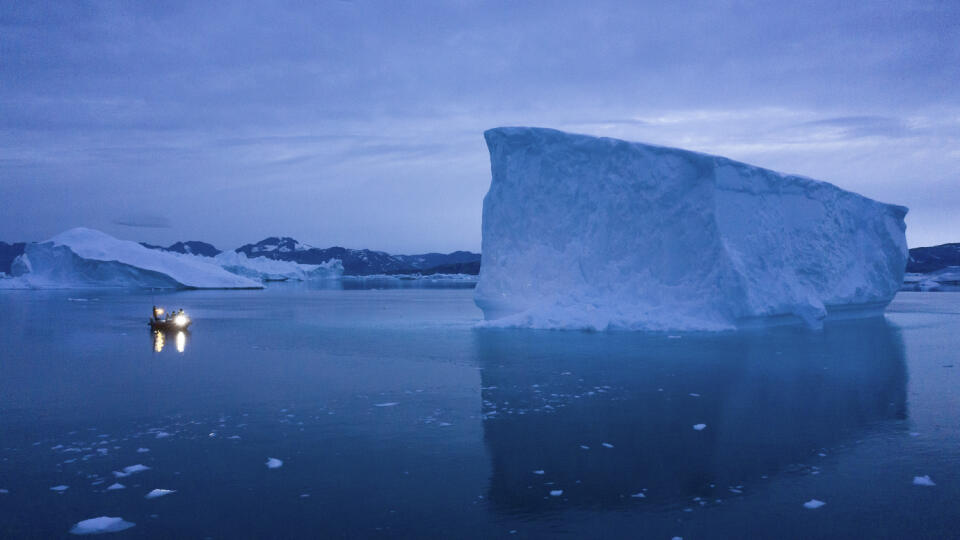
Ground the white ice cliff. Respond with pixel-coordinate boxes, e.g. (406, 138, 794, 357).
(475, 127, 908, 331)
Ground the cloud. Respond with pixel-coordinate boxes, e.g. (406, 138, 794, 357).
(113, 214, 172, 228)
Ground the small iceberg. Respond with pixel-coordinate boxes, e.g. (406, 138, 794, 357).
(532, 470, 545, 475)
(145, 488, 176, 499)
(803, 499, 826, 509)
(69, 516, 135, 535)
(106, 483, 125, 491)
(913, 475, 936, 486)
(266, 457, 283, 469)
(374, 402, 399, 407)
(601, 442, 614, 448)
(693, 424, 707, 431)
(549, 490, 563, 496)
(50, 485, 69, 492)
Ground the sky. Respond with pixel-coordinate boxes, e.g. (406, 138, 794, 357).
(1, 1, 958, 253)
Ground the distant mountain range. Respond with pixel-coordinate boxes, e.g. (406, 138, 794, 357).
(906, 243, 960, 274)
(139, 240, 222, 258)
(4, 236, 957, 278)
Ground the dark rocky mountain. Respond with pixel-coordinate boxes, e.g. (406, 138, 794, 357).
(140, 241, 222, 257)
(235, 237, 481, 275)
(906, 243, 960, 273)
(0, 242, 26, 274)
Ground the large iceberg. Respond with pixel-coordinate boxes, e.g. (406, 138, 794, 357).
(4, 228, 261, 289)
(475, 127, 908, 331)
(1, 228, 345, 289)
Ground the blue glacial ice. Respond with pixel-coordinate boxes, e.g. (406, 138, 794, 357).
(475, 127, 908, 331)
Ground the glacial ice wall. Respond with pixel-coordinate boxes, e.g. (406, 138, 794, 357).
(475, 127, 908, 331)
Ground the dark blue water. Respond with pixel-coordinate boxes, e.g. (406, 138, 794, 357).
(1, 287, 958, 538)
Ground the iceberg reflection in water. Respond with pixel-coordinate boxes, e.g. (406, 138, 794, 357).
(475, 318, 907, 513)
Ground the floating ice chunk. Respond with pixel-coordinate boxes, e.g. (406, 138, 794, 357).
(601, 443, 614, 448)
(106, 483, 125, 491)
(631, 492, 646, 498)
(803, 499, 826, 509)
(228, 435, 241, 440)
(113, 464, 150, 478)
(533, 470, 545, 475)
(549, 490, 563, 496)
(693, 424, 707, 431)
(50, 485, 69, 491)
(913, 475, 936, 486)
(136, 448, 150, 453)
(688, 393, 701, 398)
(0, 489, 8, 494)
(300, 493, 310, 498)
(266, 457, 283, 469)
(475, 127, 908, 331)
(374, 402, 399, 407)
(145, 488, 176, 499)
(69, 516, 135, 535)
(579, 445, 590, 450)
(154, 431, 170, 439)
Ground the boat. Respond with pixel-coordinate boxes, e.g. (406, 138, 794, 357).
(149, 307, 192, 331)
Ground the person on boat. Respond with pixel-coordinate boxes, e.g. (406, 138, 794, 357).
(152, 306, 160, 321)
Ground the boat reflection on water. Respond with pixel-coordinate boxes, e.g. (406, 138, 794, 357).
(152, 329, 189, 353)
(474, 317, 907, 514)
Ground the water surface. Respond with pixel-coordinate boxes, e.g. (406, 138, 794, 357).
(0, 288, 957, 538)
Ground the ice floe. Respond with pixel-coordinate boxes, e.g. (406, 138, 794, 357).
(69, 516, 135, 535)
(803, 499, 826, 509)
(549, 490, 563, 496)
(266, 457, 283, 469)
(374, 402, 399, 407)
(113, 464, 150, 478)
(145, 488, 176, 499)
(913, 475, 936, 486)
(50, 485, 69, 491)
(106, 483, 125, 491)
(693, 424, 707, 431)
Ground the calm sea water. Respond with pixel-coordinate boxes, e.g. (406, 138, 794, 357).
(0, 286, 958, 539)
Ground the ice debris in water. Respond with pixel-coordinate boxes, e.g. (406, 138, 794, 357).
(631, 492, 646, 498)
(374, 402, 399, 407)
(69, 516, 135, 535)
(137, 448, 150, 453)
(803, 499, 826, 509)
(106, 483, 125, 491)
(533, 470, 545, 475)
(266, 457, 284, 469)
(154, 431, 171, 439)
(602, 443, 614, 448)
(0, 489, 8, 494)
(693, 424, 707, 431)
(474, 127, 908, 331)
(145, 488, 176, 499)
(113, 464, 150, 478)
(913, 475, 936, 486)
(50, 485, 69, 491)
(549, 490, 563, 496)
